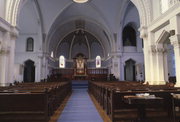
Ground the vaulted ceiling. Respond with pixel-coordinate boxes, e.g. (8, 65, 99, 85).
(17, 0, 139, 59)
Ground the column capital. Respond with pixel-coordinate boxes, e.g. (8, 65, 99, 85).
(111, 52, 122, 58)
(156, 48, 166, 54)
(10, 27, 19, 40)
(150, 44, 166, 54)
(156, 44, 166, 54)
(139, 26, 148, 38)
(0, 47, 10, 55)
(170, 34, 180, 48)
(169, 0, 180, 7)
(150, 45, 156, 54)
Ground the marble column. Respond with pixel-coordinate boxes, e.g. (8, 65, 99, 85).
(111, 55, 121, 80)
(0, 48, 8, 86)
(139, 26, 151, 83)
(149, 45, 157, 85)
(0, 32, 10, 86)
(41, 56, 47, 80)
(155, 44, 167, 85)
(8, 36, 16, 84)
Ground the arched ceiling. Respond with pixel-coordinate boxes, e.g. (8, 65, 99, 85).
(6, 0, 150, 28)
(55, 30, 105, 59)
(47, 19, 111, 58)
(6, 0, 149, 59)
(46, 0, 130, 56)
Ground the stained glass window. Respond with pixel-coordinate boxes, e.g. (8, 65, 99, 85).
(96, 56, 101, 68)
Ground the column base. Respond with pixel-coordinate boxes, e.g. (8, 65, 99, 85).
(175, 83, 180, 87)
(158, 81, 166, 85)
(0, 83, 8, 87)
(144, 81, 166, 85)
(143, 81, 154, 85)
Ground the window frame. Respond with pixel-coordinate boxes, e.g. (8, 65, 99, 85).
(26, 37, 34, 52)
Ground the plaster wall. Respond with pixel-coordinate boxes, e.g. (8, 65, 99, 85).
(15, 0, 44, 82)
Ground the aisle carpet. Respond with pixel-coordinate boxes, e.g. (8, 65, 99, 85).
(57, 80, 103, 122)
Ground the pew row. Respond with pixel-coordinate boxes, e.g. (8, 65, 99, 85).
(0, 82, 72, 122)
(88, 81, 180, 122)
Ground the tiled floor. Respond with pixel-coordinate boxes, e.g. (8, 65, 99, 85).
(57, 81, 103, 122)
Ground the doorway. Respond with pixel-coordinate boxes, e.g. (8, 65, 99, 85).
(124, 59, 136, 81)
(23, 60, 35, 82)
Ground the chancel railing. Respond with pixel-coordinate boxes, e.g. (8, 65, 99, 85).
(87, 68, 108, 74)
(87, 68, 108, 81)
(52, 68, 74, 80)
(52, 68, 108, 80)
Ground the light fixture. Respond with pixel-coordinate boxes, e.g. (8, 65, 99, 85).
(73, 0, 88, 3)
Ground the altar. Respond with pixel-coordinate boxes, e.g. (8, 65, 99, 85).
(73, 53, 87, 79)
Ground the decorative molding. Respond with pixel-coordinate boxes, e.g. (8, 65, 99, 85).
(169, 0, 180, 8)
(0, 18, 19, 40)
(110, 52, 122, 58)
(156, 30, 170, 44)
(144, 0, 152, 25)
(156, 47, 166, 54)
(170, 34, 180, 48)
(10, 26, 19, 39)
(0, 47, 10, 55)
(6, 0, 21, 26)
(150, 44, 166, 54)
(149, 1, 180, 31)
(150, 45, 156, 53)
(139, 26, 148, 38)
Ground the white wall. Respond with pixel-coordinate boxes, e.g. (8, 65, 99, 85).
(15, 0, 43, 82)
(0, 0, 5, 19)
(152, 0, 161, 20)
(0, 17, 18, 86)
(114, 2, 144, 81)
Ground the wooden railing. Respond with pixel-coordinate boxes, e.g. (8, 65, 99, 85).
(87, 68, 108, 81)
(51, 68, 108, 80)
(87, 68, 108, 74)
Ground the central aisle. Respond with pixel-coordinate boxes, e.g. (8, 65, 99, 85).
(57, 81, 103, 122)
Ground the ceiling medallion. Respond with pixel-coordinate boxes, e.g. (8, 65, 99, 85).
(73, 0, 89, 3)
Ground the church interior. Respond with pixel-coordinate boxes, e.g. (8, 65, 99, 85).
(0, 0, 180, 122)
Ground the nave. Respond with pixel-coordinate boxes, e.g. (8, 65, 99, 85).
(57, 81, 103, 122)
(2, 79, 180, 122)
(57, 80, 180, 122)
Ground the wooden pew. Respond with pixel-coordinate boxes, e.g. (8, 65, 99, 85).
(0, 81, 72, 122)
(0, 92, 48, 122)
(89, 81, 180, 122)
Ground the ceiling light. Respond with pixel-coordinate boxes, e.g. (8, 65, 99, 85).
(73, 0, 89, 3)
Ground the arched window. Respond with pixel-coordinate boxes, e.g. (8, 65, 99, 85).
(51, 51, 54, 58)
(96, 56, 101, 68)
(59, 56, 65, 68)
(122, 25, 136, 46)
(26, 37, 34, 51)
(161, 0, 169, 13)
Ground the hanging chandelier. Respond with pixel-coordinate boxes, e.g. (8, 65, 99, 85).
(73, 0, 89, 3)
